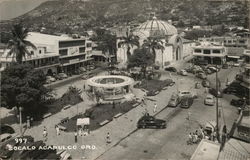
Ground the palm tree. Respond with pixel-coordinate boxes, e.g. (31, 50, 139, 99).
(142, 37, 165, 67)
(7, 23, 36, 64)
(118, 31, 140, 59)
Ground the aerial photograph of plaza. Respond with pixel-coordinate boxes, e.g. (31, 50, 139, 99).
(0, 0, 249, 159)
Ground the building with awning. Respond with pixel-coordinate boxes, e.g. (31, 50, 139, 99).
(226, 47, 245, 62)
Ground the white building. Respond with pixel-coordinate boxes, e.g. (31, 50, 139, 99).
(0, 32, 93, 75)
(193, 42, 227, 65)
(116, 16, 195, 68)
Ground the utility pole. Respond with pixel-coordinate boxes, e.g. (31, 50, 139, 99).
(19, 107, 23, 136)
(215, 65, 219, 142)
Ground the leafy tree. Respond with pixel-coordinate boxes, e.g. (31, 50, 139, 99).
(142, 37, 164, 63)
(1, 63, 51, 118)
(91, 28, 117, 62)
(7, 23, 36, 64)
(118, 30, 140, 58)
(184, 30, 211, 40)
(127, 48, 154, 77)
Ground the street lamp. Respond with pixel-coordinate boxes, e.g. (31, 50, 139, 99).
(19, 107, 23, 136)
(215, 65, 220, 142)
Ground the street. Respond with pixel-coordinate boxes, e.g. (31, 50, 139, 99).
(96, 67, 240, 160)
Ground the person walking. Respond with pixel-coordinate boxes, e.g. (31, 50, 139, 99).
(106, 132, 111, 144)
(153, 103, 157, 113)
(43, 126, 48, 142)
(74, 130, 78, 143)
(187, 133, 193, 145)
(27, 117, 30, 129)
(55, 125, 60, 136)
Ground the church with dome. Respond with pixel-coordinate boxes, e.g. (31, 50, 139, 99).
(115, 14, 196, 68)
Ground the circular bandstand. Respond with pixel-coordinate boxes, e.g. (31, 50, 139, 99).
(86, 75, 135, 101)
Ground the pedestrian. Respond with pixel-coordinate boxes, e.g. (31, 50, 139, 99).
(112, 101, 115, 109)
(187, 133, 193, 145)
(187, 111, 191, 120)
(74, 130, 78, 143)
(27, 117, 30, 129)
(55, 125, 60, 136)
(83, 84, 85, 91)
(192, 132, 198, 143)
(106, 132, 111, 144)
(43, 126, 48, 142)
(153, 103, 157, 113)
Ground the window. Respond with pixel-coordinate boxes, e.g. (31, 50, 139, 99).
(239, 40, 245, 44)
(39, 50, 42, 54)
(194, 49, 202, 53)
(203, 50, 211, 54)
(212, 50, 221, 54)
(79, 47, 85, 53)
(30, 51, 34, 55)
(228, 40, 232, 43)
(86, 43, 92, 48)
(59, 40, 85, 48)
(59, 49, 68, 56)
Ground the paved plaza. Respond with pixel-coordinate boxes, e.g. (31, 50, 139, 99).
(1, 60, 243, 160)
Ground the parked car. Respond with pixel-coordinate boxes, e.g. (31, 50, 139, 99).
(54, 74, 63, 80)
(137, 114, 166, 129)
(178, 69, 188, 76)
(165, 79, 175, 86)
(223, 82, 241, 94)
(204, 68, 214, 74)
(202, 80, 210, 88)
(204, 94, 215, 106)
(207, 66, 219, 72)
(164, 67, 177, 72)
(196, 72, 207, 80)
(180, 97, 193, 108)
(230, 98, 250, 107)
(233, 62, 240, 67)
(58, 73, 68, 79)
(178, 90, 193, 98)
(222, 63, 229, 69)
(168, 94, 181, 107)
(46, 76, 56, 83)
(209, 88, 223, 98)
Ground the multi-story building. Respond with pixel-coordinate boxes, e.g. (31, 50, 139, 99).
(0, 32, 93, 75)
(240, 49, 250, 95)
(192, 42, 227, 65)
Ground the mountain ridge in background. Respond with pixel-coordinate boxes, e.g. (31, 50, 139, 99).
(0, 0, 249, 37)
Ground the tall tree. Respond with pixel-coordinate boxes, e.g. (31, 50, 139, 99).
(118, 31, 140, 58)
(7, 23, 36, 64)
(128, 48, 154, 77)
(142, 37, 164, 63)
(1, 63, 52, 119)
(91, 28, 117, 62)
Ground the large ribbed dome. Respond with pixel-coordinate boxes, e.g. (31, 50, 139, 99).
(133, 17, 178, 39)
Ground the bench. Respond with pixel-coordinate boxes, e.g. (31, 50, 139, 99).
(162, 87, 168, 90)
(114, 113, 123, 118)
(60, 117, 69, 124)
(99, 120, 110, 126)
(43, 113, 52, 119)
(57, 125, 67, 131)
(132, 103, 139, 107)
(63, 105, 71, 110)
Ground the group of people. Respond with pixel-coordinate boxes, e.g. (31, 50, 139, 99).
(187, 127, 207, 145)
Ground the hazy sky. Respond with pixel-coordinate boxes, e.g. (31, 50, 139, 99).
(0, 0, 49, 20)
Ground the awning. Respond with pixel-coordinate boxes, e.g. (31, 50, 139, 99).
(76, 118, 90, 126)
(227, 56, 240, 59)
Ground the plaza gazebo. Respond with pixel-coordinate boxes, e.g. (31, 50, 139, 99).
(86, 75, 135, 101)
